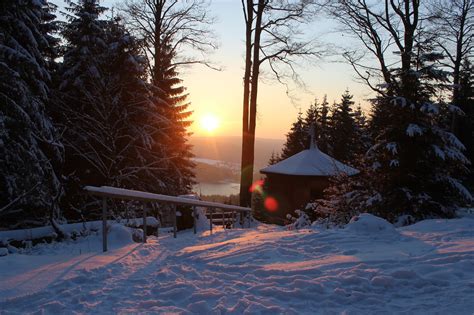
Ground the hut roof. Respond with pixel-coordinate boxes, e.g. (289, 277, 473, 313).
(260, 146, 359, 177)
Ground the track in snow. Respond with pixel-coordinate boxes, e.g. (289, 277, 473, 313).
(1, 216, 474, 314)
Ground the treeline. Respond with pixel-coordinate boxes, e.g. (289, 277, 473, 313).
(275, 65, 474, 225)
(272, 90, 369, 166)
(0, 0, 207, 229)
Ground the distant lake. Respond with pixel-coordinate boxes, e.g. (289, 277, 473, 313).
(193, 182, 240, 196)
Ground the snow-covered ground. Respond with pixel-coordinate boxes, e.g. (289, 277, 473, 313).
(1, 214, 474, 314)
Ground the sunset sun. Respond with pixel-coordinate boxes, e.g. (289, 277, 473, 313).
(200, 114, 220, 133)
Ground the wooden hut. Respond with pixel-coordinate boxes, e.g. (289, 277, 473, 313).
(259, 142, 358, 219)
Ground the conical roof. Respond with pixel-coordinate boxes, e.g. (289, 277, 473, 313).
(260, 146, 359, 177)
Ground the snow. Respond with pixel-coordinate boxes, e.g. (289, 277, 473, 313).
(1, 215, 474, 314)
(345, 213, 397, 235)
(260, 146, 359, 176)
(406, 123, 423, 137)
(0, 217, 158, 243)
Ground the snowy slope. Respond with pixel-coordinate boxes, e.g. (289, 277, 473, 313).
(1, 214, 474, 314)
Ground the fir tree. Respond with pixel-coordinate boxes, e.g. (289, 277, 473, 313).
(268, 151, 281, 165)
(55, 1, 167, 218)
(455, 58, 474, 184)
(304, 99, 319, 144)
(0, 0, 63, 228)
(365, 44, 472, 221)
(280, 112, 307, 160)
(152, 43, 195, 195)
(329, 89, 357, 163)
(317, 95, 331, 154)
(353, 104, 371, 153)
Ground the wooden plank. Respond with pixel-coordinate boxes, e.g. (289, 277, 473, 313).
(84, 186, 251, 212)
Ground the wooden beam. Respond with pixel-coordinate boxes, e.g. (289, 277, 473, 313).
(84, 186, 251, 212)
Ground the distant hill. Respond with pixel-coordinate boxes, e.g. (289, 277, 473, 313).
(190, 136, 285, 169)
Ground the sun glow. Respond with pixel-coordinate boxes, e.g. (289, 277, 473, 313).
(200, 113, 220, 133)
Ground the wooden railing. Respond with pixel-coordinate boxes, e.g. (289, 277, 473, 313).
(84, 186, 252, 252)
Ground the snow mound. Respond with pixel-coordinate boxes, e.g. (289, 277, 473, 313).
(108, 224, 134, 247)
(193, 207, 211, 231)
(346, 213, 397, 235)
(2, 216, 474, 313)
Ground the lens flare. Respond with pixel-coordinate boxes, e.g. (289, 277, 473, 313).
(249, 179, 265, 193)
(264, 197, 278, 212)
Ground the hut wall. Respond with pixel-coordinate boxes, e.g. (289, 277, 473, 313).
(264, 174, 329, 219)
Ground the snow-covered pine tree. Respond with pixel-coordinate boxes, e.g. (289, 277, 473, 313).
(366, 44, 472, 221)
(329, 89, 357, 163)
(0, 0, 63, 228)
(54, 0, 109, 218)
(325, 0, 472, 224)
(55, 1, 167, 219)
(280, 111, 307, 160)
(151, 42, 195, 195)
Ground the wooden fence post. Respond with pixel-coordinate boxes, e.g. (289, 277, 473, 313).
(102, 197, 108, 252)
(193, 206, 197, 234)
(172, 205, 177, 238)
(222, 208, 225, 230)
(156, 203, 159, 237)
(209, 208, 213, 234)
(143, 205, 147, 243)
(232, 210, 235, 229)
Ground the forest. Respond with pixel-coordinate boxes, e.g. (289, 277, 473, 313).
(1, 0, 473, 231)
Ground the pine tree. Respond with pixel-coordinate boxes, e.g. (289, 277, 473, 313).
(353, 104, 371, 154)
(329, 89, 357, 163)
(152, 43, 195, 195)
(55, 1, 167, 218)
(268, 151, 281, 165)
(365, 44, 472, 221)
(280, 112, 308, 160)
(317, 95, 331, 154)
(303, 99, 319, 143)
(456, 59, 474, 184)
(0, 0, 63, 228)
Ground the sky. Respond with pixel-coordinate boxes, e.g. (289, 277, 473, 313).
(57, 0, 374, 140)
(180, 0, 373, 139)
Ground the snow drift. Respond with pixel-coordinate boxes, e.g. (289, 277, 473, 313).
(1, 215, 473, 314)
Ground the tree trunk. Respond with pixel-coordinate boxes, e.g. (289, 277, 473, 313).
(451, 0, 468, 135)
(239, 0, 255, 207)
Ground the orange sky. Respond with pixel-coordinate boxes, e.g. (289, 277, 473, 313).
(94, 0, 374, 140)
(179, 1, 374, 140)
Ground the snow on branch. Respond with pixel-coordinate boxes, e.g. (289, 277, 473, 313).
(406, 124, 423, 137)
